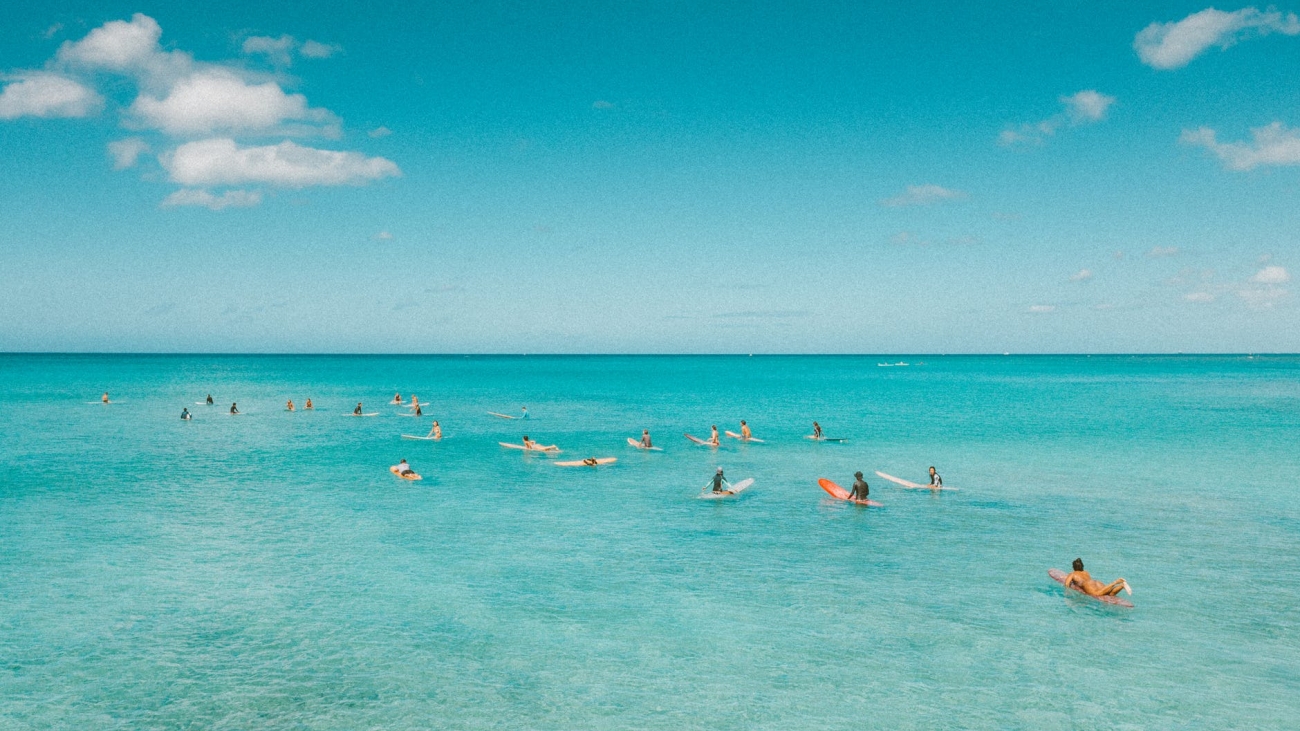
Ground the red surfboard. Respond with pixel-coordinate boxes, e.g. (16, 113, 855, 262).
(819, 478, 882, 507)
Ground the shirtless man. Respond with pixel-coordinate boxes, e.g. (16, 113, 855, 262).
(849, 471, 869, 501)
(812, 421, 823, 440)
(709, 425, 720, 446)
(739, 420, 752, 440)
(640, 429, 652, 448)
(1061, 558, 1131, 598)
(101, 392, 110, 404)
(304, 398, 313, 410)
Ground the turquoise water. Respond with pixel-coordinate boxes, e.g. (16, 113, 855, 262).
(1, 354, 1298, 730)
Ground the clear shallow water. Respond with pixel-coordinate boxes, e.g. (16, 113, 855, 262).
(1, 354, 1298, 730)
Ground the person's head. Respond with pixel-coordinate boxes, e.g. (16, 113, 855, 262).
(854, 471, 863, 478)
(400, 459, 407, 464)
(643, 429, 648, 434)
(523, 435, 529, 441)
(929, 466, 936, 474)
(433, 421, 439, 426)
(712, 424, 717, 429)
(741, 420, 747, 425)
(716, 467, 723, 474)
(1072, 558, 1084, 571)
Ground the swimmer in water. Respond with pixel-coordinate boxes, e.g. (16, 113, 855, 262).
(206, 394, 214, 405)
(849, 471, 869, 501)
(812, 421, 823, 439)
(286, 400, 295, 412)
(1061, 558, 1131, 598)
(740, 420, 752, 440)
(354, 403, 363, 415)
(928, 466, 943, 488)
(230, 403, 239, 414)
(181, 408, 191, 420)
(640, 429, 653, 448)
(709, 425, 720, 446)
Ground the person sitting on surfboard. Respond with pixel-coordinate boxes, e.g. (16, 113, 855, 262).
(740, 420, 752, 440)
(849, 472, 869, 501)
(354, 403, 363, 415)
(928, 466, 942, 488)
(230, 403, 239, 414)
(520, 407, 528, 419)
(393, 393, 402, 404)
(395, 459, 413, 475)
(812, 421, 823, 439)
(305, 398, 313, 410)
(711, 467, 729, 493)
(206, 394, 214, 405)
(1062, 558, 1130, 598)
(582, 458, 599, 466)
(640, 429, 652, 448)
(181, 408, 191, 420)
(709, 425, 720, 446)
(287, 400, 295, 411)
(429, 421, 441, 439)
(522, 436, 536, 450)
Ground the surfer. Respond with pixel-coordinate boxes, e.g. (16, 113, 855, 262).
(305, 398, 313, 410)
(393, 393, 402, 404)
(709, 425, 720, 446)
(354, 403, 363, 415)
(740, 420, 752, 440)
(101, 392, 110, 404)
(522, 435, 536, 450)
(414, 403, 423, 417)
(521, 407, 528, 419)
(230, 403, 239, 414)
(181, 408, 191, 420)
(394, 459, 413, 476)
(206, 394, 214, 405)
(1061, 558, 1131, 598)
(710, 467, 730, 494)
(812, 421, 823, 439)
(286, 400, 295, 412)
(640, 429, 653, 448)
(582, 458, 599, 466)
(928, 466, 942, 488)
(428, 421, 442, 439)
(849, 471, 869, 501)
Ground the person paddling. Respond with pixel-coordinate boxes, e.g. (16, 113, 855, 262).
(1061, 558, 1131, 598)
(395, 459, 413, 475)
(849, 471, 869, 501)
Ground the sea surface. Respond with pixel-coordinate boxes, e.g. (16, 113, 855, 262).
(1, 354, 1298, 730)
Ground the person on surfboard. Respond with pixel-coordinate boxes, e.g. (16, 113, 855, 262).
(429, 421, 442, 439)
(230, 403, 240, 414)
(102, 392, 110, 403)
(640, 429, 653, 448)
(393, 393, 402, 404)
(354, 403, 363, 415)
(414, 403, 423, 416)
(812, 421, 823, 439)
(849, 471, 869, 501)
(206, 394, 214, 405)
(521, 406, 528, 419)
(710, 467, 731, 494)
(740, 420, 752, 440)
(181, 408, 191, 421)
(928, 466, 942, 488)
(709, 425, 720, 446)
(304, 398, 313, 410)
(394, 459, 414, 476)
(287, 400, 295, 411)
(1061, 558, 1131, 598)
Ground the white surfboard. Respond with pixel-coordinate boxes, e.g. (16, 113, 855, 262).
(805, 435, 847, 442)
(627, 437, 664, 451)
(684, 433, 718, 446)
(698, 478, 755, 500)
(499, 442, 560, 453)
(875, 471, 957, 490)
(347, 412, 380, 417)
(401, 435, 440, 440)
(725, 431, 765, 443)
(488, 411, 518, 419)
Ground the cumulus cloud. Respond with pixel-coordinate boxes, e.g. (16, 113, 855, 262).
(1135, 6, 1300, 70)
(241, 35, 296, 66)
(108, 137, 149, 169)
(1028, 305, 1057, 313)
(0, 73, 101, 119)
(1148, 246, 1180, 258)
(881, 184, 967, 207)
(299, 40, 339, 59)
(161, 188, 262, 210)
(130, 68, 336, 136)
(164, 138, 400, 187)
(1181, 122, 1300, 171)
(368, 126, 392, 138)
(1253, 265, 1290, 284)
(57, 13, 190, 87)
(1069, 268, 1094, 282)
(1000, 90, 1115, 146)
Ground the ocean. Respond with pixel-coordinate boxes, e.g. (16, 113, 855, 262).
(1, 354, 1297, 729)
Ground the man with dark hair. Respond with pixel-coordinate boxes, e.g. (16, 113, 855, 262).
(1062, 558, 1130, 598)
(849, 471, 869, 501)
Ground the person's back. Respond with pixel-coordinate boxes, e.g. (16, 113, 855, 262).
(641, 430, 652, 448)
(713, 468, 726, 493)
(206, 394, 213, 405)
(1063, 558, 1129, 597)
(230, 403, 239, 414)
(849, 471, 869, 500)
(181, 408, 190, 420)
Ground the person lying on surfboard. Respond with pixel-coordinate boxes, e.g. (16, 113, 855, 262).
(709, 425, 720, 446)
(849, 472, 869, 501)
(928, 466, 942, 488)
(1061, 558, 1131, 599)
(740, 420, 752, 440)
(354, 403, 363, 415)
(640, 429, 653, 448)
(812, 421, 823, 439)
(394, 459, 414, 476)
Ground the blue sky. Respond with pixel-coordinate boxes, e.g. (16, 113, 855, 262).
(1, 1, 1297, 353)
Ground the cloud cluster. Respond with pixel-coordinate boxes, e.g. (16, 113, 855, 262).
(1176, 264, 1289, 307)
(1181, 122, 1300, 171)
(0, 13, 396, 210)
(1069, 269, 1094, 282)
(1135, 6, 1300, 69)
(881, 184, 967, 207)
(1000, 90, 1116, 146)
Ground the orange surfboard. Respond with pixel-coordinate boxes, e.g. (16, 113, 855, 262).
(819, 478, 881, 507)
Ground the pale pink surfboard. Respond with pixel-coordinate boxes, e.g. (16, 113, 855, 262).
(1048, 569, 1133, 608)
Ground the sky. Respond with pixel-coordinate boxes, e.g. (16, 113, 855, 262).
(1, 1, 1297, 353)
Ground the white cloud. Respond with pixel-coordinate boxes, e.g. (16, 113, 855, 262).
(1148, 246, 1180, 258)
(242, 35, 296, 66)
(881, 184, 967, 207)
(161, 188, 262, 210)
(1253, 265, 1290, 284)
(1069, 268, 1094, 282)
(299, 40, 339, 59)
(1181, 122, 1300, 171)
(1028, 304, 1057, 313)
(374, 230, 393, 240)
(164, 138, 401, 187)
(0, 73, 101, 119)
(108, 137, 149, 169)
(1000, 90, 1115, 146)
(1236, 286, 1288, 306)
(130, 68, 336, 136)
(1185, 291, 1216, 302)
(57, 13, 191, 87)
(368, 126, 392, 138)
(1135, 7, 1300, 70)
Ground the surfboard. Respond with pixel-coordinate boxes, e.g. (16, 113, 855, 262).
(488, 412, 519, 419)
(401, 435, 439, 440)
(684, 433, 718, 446)
(805, 435, 847, 442)
(626, 437, 664, 451)
(499, 442, 560, 453)
(819, 478, 883, 507)
(1048, 569, 1134, 608)
(725, 431, 765, 443)
(348, 412, 380, 417)
(389, 400, 402, 405)
(698, 478, 755, 499)
(875, 471, 957, 490)
(195, 402, 213, 405)
(390, 466, 422, 481)
(555, 458, 618, 466)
